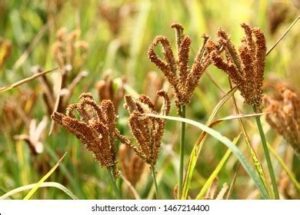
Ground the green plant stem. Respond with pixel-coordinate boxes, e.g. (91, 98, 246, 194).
(150, 165, 159, 199)
(178, 105, 186, 198)
(253, 106, 279, 199)
(108, 167, 121, 199)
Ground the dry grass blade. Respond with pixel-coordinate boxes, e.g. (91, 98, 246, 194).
(266, 15, 300, 56)
(120, 174, 141, 199)
(0, 68, 58, 93)
(215, 183, 229, 200)
(48, 75, 63, 135)
(226, 168, 239, 199)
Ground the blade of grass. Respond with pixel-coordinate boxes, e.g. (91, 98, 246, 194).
(226, 166, 239, 199)
(229, 79, 270, 196)
(49, 71, 63, 135)
(209, 113, 264, 126)
(181, 87, 237, 199)
(196, 133, 241, 199)
(204, 71, 226, 94)
(182, 112, 264, 199)
(119, 174, 141, 199)
(0, 67, 58, 93)
(0, 182, 77, 200)
(148, 113, 270, 199)
(215, 183, 229, 200)
(44, 145, 85, 198)
(23, 152, 67, 200)
(268, 142, 300, 191)
(147, 162, 168, 199)
(266, 15, 300, 56)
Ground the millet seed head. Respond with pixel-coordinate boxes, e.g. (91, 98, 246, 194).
(123, 90, 170, 166)
(208, 23, 266, 109)
(52, 93, 129, 176)
(148, 23, 212, 107)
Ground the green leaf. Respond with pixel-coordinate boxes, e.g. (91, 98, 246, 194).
(196, 133, 241, 199)
(0, 68, 57, 93)
(182, 87, 237, 199)
(23, 153, 67, 200)
(268, 143, 300, 191)
(0, 182, 77, 200)
(148, 114, 270, 199)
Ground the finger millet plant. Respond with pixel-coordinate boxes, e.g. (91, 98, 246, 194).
(0, 1, 300, 200)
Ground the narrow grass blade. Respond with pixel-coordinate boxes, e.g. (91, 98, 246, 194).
(215, 183, 229, 200)
(181, 87, 237, 199)
(44, 145, 85, 198)
(196, 133, 241, 199)
(229, 79, 269, 196)
(0, 67, 57, 93)
(120, 174, 141, 199)
(0, 182, 77, 200)
(208, 87, 238, 122)
(182, 114, 254, 199)
(210, 113, 264, 126)
(204, 71, 226, 93)
(268, 143, 300, 191)
(266, 15, 300, 56)
(226, 167, 239, 199)
(148, 114, 270, 199)
(23, 153, 67, 200)
(49, 72, 62, 135)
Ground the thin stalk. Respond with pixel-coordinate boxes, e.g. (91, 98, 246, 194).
(150, 165, 159, 199)
(108, 167, 121, 198)
(229, 79, 269, 194)
(268, 142, 300, 191)
(253, 106, 279, 199)
(178, 105, 186, 198)
(266, 15, 300, 56)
